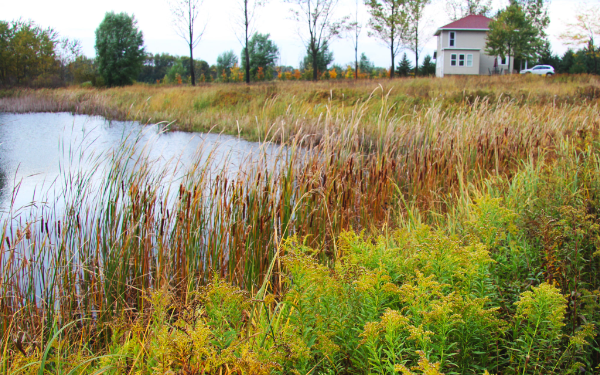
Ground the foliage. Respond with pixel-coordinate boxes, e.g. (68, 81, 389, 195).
(396, 52, 412, 76)
(419, 54, 435, 76)
(485, 3, 538, 72)
(300, 41, 334, 74)
(365, 0, 409, 78)
(0, 19, 80, 87)
(359, 52, 375, 75)
(4, 77, 600, 372)
(241, 33, 279, 81)
(169, 0, 206, 85)
(165, 60, 186, 83)
(286, 0, 348, 81)
(559, 5, 600, 75)
(216, 50, 239, 80)
(95, 12, 145, 86)
(402, 0, 431, 77)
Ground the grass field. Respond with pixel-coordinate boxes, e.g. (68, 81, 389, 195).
(2, 75, 600, 374)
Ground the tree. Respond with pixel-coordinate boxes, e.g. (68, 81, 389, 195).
(169, 0, 206, 86)
(359, 52, 375, 76)
(515, 0, 550, 63)
(403, 0, 431, 77)
(287, 0, 348, 81)
(56, 38, 83, 83)
(485, 3, 536, 74)
(396, 52, 412, 76)
(420, 54, 435, 76)
(559, 5, 600, 75)
(349, 0, 363, 80)
(241, 33, 279, 81)
(0, 20, 61, 86)
(300, 42, 334, 74)
(95, 12, 145, 86)
(558, 49, 575, 74)
(166, 61, 186, 83)
(234, 0, 265, 84)
(365, 0, 409, 78)
(446, 0, 492, 20)
(216, 50, 239, 79)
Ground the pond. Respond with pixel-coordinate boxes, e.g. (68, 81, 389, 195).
(0, 112, 281, 219)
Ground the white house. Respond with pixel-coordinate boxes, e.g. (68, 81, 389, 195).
(434, 15, 515, 77)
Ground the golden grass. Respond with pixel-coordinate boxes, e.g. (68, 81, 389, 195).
(1, 75, 600, 373)
(1, 74, 599, 142)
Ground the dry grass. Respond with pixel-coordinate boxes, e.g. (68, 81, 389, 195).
(1, 75, 600, 373)
(1, 74, 599, 141)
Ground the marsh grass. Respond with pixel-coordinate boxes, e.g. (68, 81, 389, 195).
(2, 78, 600, 373)
(1, 74, 599, 141)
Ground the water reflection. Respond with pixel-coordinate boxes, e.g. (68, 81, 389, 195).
(0, 112, 282, 216)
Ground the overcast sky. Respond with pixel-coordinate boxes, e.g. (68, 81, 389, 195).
(2, 0, 596, 68)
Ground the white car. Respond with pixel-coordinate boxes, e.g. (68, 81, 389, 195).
(520, 65, 555, 76)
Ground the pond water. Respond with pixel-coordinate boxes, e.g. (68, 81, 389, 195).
(0, 112, 281, 218)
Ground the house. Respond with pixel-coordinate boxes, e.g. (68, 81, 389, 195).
(434, 15, 514, 77)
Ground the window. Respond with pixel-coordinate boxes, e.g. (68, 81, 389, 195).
(466, 54, 473, 67)
(451, 54, 457, 66)
(459, 54, 465, 66)
(433, 51, 437, 59)
(501, 56, 507, 65)
(449, 32, 455, 47)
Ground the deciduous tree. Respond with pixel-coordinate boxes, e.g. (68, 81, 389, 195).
(287, 0, 348, 81)
(241, 33, 279, 80)
(559, 5, 600, 75)
(485, 3, 536, 74)
(234, 0, 265, 84)
(95, 12, 145, 86)
(365, 0, 409, 78)
(403, 0, 431, 77)
(216, 50, 239, 80)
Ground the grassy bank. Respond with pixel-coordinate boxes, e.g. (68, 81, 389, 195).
(1, 75, 599, 142)
(2, 77, 600, 373)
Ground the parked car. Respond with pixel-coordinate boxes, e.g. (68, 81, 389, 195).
(520, 65, 555, 76)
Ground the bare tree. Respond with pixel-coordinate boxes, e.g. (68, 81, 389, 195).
(287, 0, 348, 81)
(365, 0, 409, 78)
(170, 0, 207, 86)
(234, 0, 265, 84)
(446, 0, 492, 21)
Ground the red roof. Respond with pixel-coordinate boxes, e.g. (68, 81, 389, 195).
(434, 15, 492, 35)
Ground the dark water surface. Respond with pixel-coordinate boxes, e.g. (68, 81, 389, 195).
(0, 112, 280, 216)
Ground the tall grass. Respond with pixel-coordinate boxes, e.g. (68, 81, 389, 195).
(1, 74, 599, 141)
(1, 78, 600, 373)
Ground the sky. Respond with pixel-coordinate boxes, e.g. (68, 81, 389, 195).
(2, 0, 596, 68)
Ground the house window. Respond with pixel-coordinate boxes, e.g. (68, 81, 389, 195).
(451, 54, 457, 66)
(466, 54, 473, 67)
(449, 32, 456, 47)
(459, 54, 465, 66)
(433, 51, 437, 60)
(501, 56, 507, 65)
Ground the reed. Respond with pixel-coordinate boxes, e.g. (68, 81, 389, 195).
(1, 78, 600, 373)
(1, 74, 599, 142)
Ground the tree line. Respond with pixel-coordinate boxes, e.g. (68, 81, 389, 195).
(1, 0, 599, 87)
